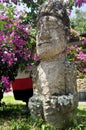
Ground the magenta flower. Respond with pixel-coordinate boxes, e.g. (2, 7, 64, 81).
(81, 37, 86, 45)
(83, 0, 86, 3)
(83, 68, 86, 73)
(77, 52, 86, 62)
(27, 65, 33, 70)
(1, 76, 10, 90)
(67, 47, 71, 53)
(74, 0, 86, 7)
(33, 54, 39, 61)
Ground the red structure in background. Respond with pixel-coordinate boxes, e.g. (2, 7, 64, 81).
(12, 77, 33, 90)
(11, 77, 33, 107)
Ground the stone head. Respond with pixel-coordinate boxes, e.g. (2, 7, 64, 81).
(36, 0, 70, 60)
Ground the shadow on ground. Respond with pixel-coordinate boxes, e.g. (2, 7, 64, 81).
(0, 103, 30, 119)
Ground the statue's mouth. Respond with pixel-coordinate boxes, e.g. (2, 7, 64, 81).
(37, 42, 50, 46)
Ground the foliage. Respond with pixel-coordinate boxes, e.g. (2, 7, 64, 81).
(59, 0, 86, 16)
(21, 0, 45, 27)
(67, 44, 86, 74)
(0, 0, 45, 27)
(71, 9, 86, 34)
(68, 10, 86, 75)
(0, 3, 39, 91)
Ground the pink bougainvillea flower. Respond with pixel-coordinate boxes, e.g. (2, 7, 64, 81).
(27, 65, 33, 70)
(74, 0, 86, 7)
(1, 76, 10, 89)
(33, 54, 39, 61)
(83, 0, 86, 3)
(81, 37, 86, 45)
(77, 51, 86, 62)
(83, 68, 86, 72)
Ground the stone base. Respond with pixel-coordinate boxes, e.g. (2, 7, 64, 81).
(29, 93, 78, 129)
(28, 93, 44, 119)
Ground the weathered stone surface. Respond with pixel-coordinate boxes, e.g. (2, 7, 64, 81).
(65, 61, 77, 94)
(29, 0, 78, 129)
(36, 0, 70, 60)
(29, 93, 44, 118)
(43, 94, 77, 128)
(36, 16, 67, 60)
(37, 55, 66, 97)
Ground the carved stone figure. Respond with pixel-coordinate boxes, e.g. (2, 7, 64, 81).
(29, 0, 78, 129)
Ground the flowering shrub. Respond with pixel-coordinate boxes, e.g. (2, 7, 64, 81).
(67, 45, 81, 62)
(67, 43, 86, 74)
(77, 51, 86, 73)
(67, 27, 86, 75)
(0, 3, 39, 91)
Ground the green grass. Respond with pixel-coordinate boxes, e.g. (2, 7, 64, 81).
(0, 96, 86, 130)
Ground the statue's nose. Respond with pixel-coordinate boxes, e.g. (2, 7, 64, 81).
(39, 28, 51, 40)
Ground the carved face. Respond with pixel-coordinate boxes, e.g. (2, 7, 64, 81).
(36, 16, 67, 59)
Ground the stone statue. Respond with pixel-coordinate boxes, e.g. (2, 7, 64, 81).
(29, 0, 78, 129)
